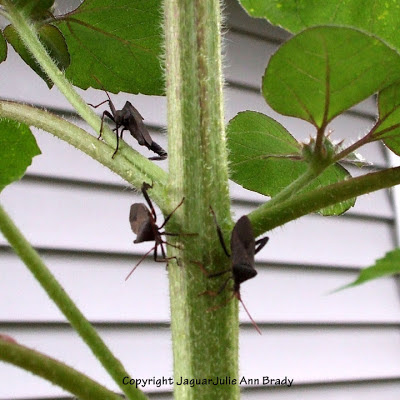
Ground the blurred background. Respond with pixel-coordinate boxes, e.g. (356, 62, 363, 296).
(1, 0, 400, 398)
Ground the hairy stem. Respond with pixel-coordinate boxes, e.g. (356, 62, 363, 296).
(263, 166, 316, 209)
(249, 166, 400, 237)
(0, 339, 123, 400)
(0, 100, 168, 208)
(164, 0, 236, 399)
(0, 204, 147, 400)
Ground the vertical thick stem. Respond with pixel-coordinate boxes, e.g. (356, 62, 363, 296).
(164, 0, 238, 399)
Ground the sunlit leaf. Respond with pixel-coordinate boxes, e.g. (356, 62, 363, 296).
(0, 118, 41, 192)
(227, 111, 354, 215)
(238, 0, 400, 55)
(55, 0, 164, 95)
(263, 26, 400, 129)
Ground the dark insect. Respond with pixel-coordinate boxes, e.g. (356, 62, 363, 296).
(126, 182, 183, 280)
(201, 208, 269, 334)
(89, 89, 167, 160)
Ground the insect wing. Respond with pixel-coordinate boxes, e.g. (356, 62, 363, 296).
(129, 203, 155, 242)
(125, 101, 144, 121)
(231, 216, 255, 266)
(125, 102, 153, 147)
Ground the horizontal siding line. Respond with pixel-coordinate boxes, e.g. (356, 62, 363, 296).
(22, 172, 136, 193)
(0, 245, 379, 272)
(2, 321, 400, 330)
(19, 174, 393, 223)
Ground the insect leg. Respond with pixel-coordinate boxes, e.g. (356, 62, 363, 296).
(193, 260, 230, 279)
(119, 127, 127, 140)
(209, 207, 230, 258)
(208, 268, 232, 279)
(159, 197, 185, 230)
(100, 110, 116, 141)
(111, 123, 122, 158)
(207, 295, 235, 312)
(88, 99, 109, 109)
(141, 182, 157, 222)
(159, 241, 166, 260)
(205, 284, 235, 310)
(154, 242, 179, 265)
(162, 240, 181, 250)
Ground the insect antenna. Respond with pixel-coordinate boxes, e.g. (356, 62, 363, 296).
(92, 75, 113, 102)
(236, 292, 262, 335)
(125, 246, 155, 281)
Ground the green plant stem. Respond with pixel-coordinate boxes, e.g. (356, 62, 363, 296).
(0, 100, 168, 208)
(0, 204, 148, 400)
(249, 166, 400, 237)
(0, 339, 122, 400)
(263, 166, 316, 209)
(164, 0, 236, 399)
(2, 0, 154, 175)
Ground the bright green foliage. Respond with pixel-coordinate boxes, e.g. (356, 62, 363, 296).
(375, 82, 400, 156)
(0, 30, 7, 63)
(227, 111, 354, 215)
(263, 26, 400, 129)
(238, 0, 400, 55)
(3, 24, 70, 88)
(55, 0, 164, 95)
(338, 248, 400, 290)
(0, 118, 41, 192)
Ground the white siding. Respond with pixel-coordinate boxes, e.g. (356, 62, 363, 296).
(1, 0, 400, 399)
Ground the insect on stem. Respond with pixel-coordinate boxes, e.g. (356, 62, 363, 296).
(89, 76, 168, 160)
(198, 208, 269, 334)
(126, 182, 186, 278)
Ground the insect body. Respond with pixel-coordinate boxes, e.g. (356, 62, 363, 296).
(126, 182, 183, 279)
(89, 91, 167, 160)
(203, 208, 269, 334)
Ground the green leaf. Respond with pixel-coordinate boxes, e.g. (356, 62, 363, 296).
(0, 30, 7, 63)
(336, 248, 400, 291)
(238, 0, 400, 55)
(11, 0, 54, 21)
(227, 111, 354, 215)
(55, 0, 164, 95)
(0, 118, 41, 192)
(263, 26, 400, 129)
(374, 82, 400, 156)
(3, 24, 70, 88)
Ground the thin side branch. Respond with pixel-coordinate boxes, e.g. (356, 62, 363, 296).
(0, 100, 168, 209)
(0, 204, 148, 400)
(250, 166, 400, 236)
(0, 339, 123, 400)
